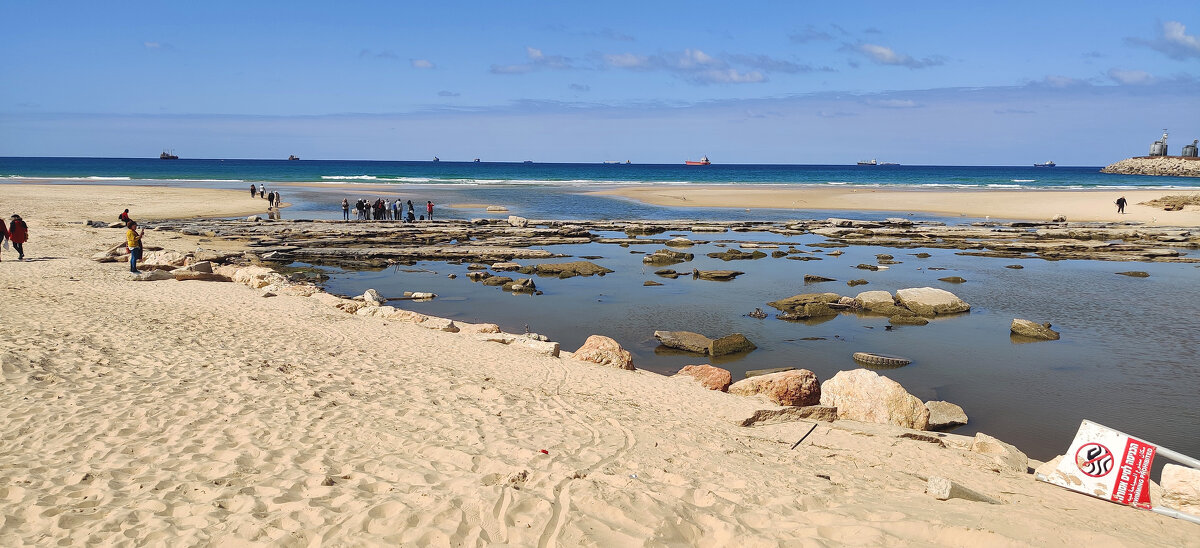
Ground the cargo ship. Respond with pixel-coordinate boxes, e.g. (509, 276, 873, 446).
(1034, 161, 1056, 167)
(159, 150, 178, 160)
(685, 156, 710, 166)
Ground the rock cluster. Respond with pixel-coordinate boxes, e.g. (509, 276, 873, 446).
(1100, 157, 1200, 178)
(653, 331, 756, 356)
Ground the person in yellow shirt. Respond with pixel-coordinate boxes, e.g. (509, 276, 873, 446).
(126, 221, 145, 274)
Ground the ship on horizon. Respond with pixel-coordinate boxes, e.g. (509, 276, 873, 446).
(685, 155, 711, 166)
(159, 150, 178, 160)
(857, 159, 899, 166)
(1034, 160, 1056, 167)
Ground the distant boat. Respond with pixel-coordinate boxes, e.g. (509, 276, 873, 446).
(1034, 161, 1056, 167)
(685, 155, 711, 166)
(625, 160, 631, 164)
(473, 158, 480, 162)
(523, 160, 533, 163)
(288, 155, 299, 161)
(857, 159, 877, 166)
(879, 161, 900, 166)
(159, 150, 178, 160)
(603, 160, 621, 164)
(432, 156, 440, 162)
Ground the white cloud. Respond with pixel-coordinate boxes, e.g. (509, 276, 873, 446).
(1108, 68, 1154, 85)
(693, 68, 766, 84)
(438, 90, 460, 97)
(866, 98, 919, 108)
(1127, 21, 1200, 60)
(846, 43, 945, 69)
(491, 47, 574, 74)
(411, 59, 435, 69)
(1040, 75, 1088, 88)
(603, 53, 650, 68)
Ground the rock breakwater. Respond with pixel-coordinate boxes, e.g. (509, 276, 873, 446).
(1100, 156, 1200, 178)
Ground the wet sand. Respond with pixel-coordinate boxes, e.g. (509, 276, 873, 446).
(599, 186, 1200, 226)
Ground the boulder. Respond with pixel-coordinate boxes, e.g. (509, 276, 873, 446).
(854, 290, 896, 312)
(728, 369, 821, 406)
(819, 369, 929, 430)
(895, 287, 970, 316)
(709, 333, 756, 356)
(533, 261, 614, 277)
(665, 237, 694, 248)
(767, 292, 842, 313)
(233, 266, 287, 289)
(404, 291, 437, 300)
(131, 270, 173, 281)
(573, 335, 635, 371)
(707, 249, 766, 261)
(776, 302, 836, 320)
(653, 331, 712, 354)
(970, 433, 1029, 473)
(182, 260, 214, 273)
(141, 250, 188, 269)
(1010, 319, 1060, 340)
(507, 215, 529, 228)
(924, 401, 968, 429)
(466, 271, 492, 281)
(417, 317, 459, 333)
(673, 364, 732, 391)
(745, 367, 796, 378)
(692, 269, 744, 281)
(737, 405, 837, 426)
(491, 262, 522, 271)
(1160, 464, 1200, 516)
(362, 289, 386, 306)
(642, 249, 693, 266)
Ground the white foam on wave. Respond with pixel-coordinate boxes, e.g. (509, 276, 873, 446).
(987, 184, 1022, 189)
(321, 175, 378, 180)
(1011, 179, 1036, 183)
(84, 176, 133, 180)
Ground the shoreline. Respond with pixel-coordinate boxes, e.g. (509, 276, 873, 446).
(597, 185, 1200, 227)
(1, 183, 1197, 544)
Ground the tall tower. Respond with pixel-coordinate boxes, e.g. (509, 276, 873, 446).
(1149, 130, 1169, 157)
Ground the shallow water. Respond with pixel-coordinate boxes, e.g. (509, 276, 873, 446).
(318, 229, 1200, 462)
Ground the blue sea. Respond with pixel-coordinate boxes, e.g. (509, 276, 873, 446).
(3, 156, 1199, 190)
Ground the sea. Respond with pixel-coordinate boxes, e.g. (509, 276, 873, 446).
(4, 156, 1200, 464)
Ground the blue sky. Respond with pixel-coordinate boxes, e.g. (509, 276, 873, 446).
(1, 1, 1197, 165)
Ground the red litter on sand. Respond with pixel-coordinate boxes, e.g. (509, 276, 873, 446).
(540, 449, 549, 454)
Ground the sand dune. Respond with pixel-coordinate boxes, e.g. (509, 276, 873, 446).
(0, 184, 1195, 545)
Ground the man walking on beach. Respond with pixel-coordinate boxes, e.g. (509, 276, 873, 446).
(426, 200, 434, 221)
(1116, 196, 1127, 214)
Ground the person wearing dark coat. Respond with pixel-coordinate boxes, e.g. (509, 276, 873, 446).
(0, 216, 8, 261)
(9, 214, 29, 260)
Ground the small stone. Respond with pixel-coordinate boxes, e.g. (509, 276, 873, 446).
(926, 476, 1000, 504)
(1116, 271, 1150, 278)
(1010, 319, 1060, 340)
(937, 276, 966, 283)
(804, 275, 836, 283)
(924, 401, 968, 429)
(847, 279, 868, 287)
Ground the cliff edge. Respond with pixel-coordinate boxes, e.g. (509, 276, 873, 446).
(1101, 156, 1200, 177)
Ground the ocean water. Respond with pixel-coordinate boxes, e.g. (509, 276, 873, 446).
(4, 156, 1200, 190)
(5, 156, 1199, 463)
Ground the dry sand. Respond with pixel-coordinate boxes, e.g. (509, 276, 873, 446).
(1, 183, 1196, 545)
(599, 186, 1200, 227)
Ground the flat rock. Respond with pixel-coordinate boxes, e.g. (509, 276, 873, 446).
(653, 330, 712, 354)
(737, 405, 837, 427)
(534, 261, 613, 277)
(745, 367, 796, 378)
(819, 369, 929, 430)
(692, 269, 744, 281)
(803, 275, 836, 283)
(665, 237, 694, 247)
(938, 276, 966, 283)
(970, 433, 1029, 473)
(767, 292, 842, 313)
(491, 261, 522, 271)
(131, 270, 174, 281)
(507, 215, 528, 227)
(1116, 271, 1150, 278)
(642, 249, 693, 266)
(728, 369, 821, 407)
(573, 335, 635, 371)
(673, 364, 732, 391)
(889, 315, 929, 326)
(1010, 319, 1060, 340)
(895, 287, 970, 316)
(924, 400, 968, 429)
(854, 290, 895, 312)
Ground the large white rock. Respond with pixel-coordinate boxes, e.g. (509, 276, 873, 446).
(507, 215, 529, 227)
(854, 290, 895, 311)
(362, 289, 386, 306)
(573, 335, 635, 370)
(819, 369, 929, 430)
(895, 287, 971, 316)
(233, 266, 287, 289)
(131, 270, 174, 281)
(1161, 464, 1200, 515)
(924, 400, 968, 429)
(141, 250, 188, 268)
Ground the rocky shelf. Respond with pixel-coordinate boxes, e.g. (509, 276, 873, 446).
(1100, 156, 1200, 178)
(138, 216, 1200, 271)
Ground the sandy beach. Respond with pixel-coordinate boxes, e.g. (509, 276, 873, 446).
(599, 186, 1200, 227)
(1, 183, 1197, 545)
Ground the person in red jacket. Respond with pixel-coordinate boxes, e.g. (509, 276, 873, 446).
(8, 214, 28, 260)
(426, 200, 434, 221)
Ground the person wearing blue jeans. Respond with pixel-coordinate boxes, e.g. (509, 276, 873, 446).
(126, 221, 145, 273)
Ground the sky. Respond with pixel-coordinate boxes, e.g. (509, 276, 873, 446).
(1, 1, 1197, 165)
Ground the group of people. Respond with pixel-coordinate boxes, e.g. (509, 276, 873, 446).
(342, 198, 434, 222)
(0, 214, 29, 261)
(250, 184, 283, 209)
